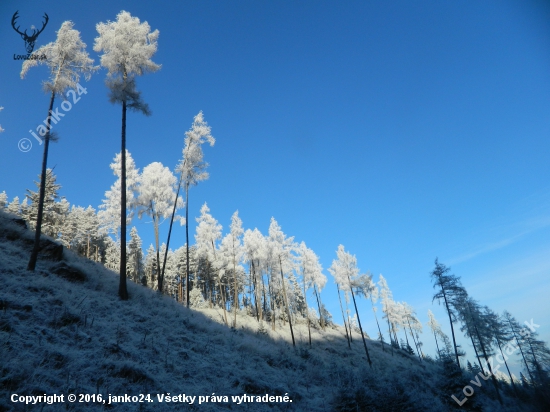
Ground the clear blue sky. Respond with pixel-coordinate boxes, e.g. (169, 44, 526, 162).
(1, 0, 549, 372)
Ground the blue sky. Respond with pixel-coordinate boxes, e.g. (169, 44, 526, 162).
(1, 0, 549, 373)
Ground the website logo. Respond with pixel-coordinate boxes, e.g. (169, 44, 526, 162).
(12, 11, 48, 55)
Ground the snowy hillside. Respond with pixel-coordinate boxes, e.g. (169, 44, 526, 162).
(0, 211, 539, 411)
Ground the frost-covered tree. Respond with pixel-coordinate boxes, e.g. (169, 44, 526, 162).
(401, 302, 423, 360)
(297, 242, 325, 343)
(354, 272, 385, 350)
(378, 274, 399, 353)
(128, 226, 144, 284)
(195, 203, 227, 324)
(22, 21, 96, 271)
(0, 191, 8, 210)
(329, 245, 372, 367)
(61, 205, 100, 258)
(172, 246, 187, 301)
(225, 211, 244, 327)
(143, 244, 157, 288)
(174, 112, 215, 307)
(136, 161, 181, 292)
(104, 237, 120, 271)
(7, 196, 21, 216)
(189, 287, 207, 308)
(98, 150, 140, 238)
(268, 218, 296, 345)
(25, 169, 65, 237)
(427, 309, 444, 358)
(243, 228, 266, 321)
(94, 10, 160, 300)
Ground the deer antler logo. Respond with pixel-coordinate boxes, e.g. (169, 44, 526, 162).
(12, 11, 49, 54)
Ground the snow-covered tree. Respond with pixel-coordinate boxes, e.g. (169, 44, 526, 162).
(401, 302, 423, 360)
(297, 242, 325, 342)
(223, 211, 244, 327)
(143, 244, 157, 289)
(98, 150, 140, 238)
(354, 272, 385, 350)
(128, 226, 143, 284)
(136, 161, 181, 292)
(189, 287, 207, 309)
(243, 228, 265, 321)
(94, 10, 160, 300)
(329, 245, 372, 367)
(7, 196, 21, 216)
(268, 218, 296, 343)
(22, 21, 97, 271)
(0, 191, 7, 209)
(25, 169, 68, 238)
(104, 237, 120, 271)
(378, 274, 400, 353)
(175, 112, 215, 307)
(195, 203, 227, 324)
(173, 246, 189, 303)
(427, 309, 443, 358)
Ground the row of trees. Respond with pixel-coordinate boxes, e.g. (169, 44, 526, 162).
(3, 169, 550, 405)
(431, 259, 550, 404)
(20, 10, 164, 303)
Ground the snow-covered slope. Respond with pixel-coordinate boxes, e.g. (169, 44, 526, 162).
(0, 211, 528, 411)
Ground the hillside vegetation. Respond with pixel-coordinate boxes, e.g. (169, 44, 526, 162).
(0, 211, 540, 411)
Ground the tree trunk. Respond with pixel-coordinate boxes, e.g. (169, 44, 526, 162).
(386, 318, 394, 356)
(344, 296, 353, 343)
(267, 267, 276, 331)
(261, 264, 267, 321)
(210, 241, 228, 325)
(370, 298, 385, 352)
(348, 279, 372, 367)
(467, 323, 486, 375)
(507, 317, 535, 383)
(161, 169, 183, 288)
(302, 267, 311, 346)
(118, 98, 128, 300)
(185, 182, 190, 307)
(337, 285, 351, 349)
(469, 304, 502, 405)
(439, 279, 459, 367)
(433, 330, 441, 358)
(407, 319, 422, 361)
(154, 212, 163, 293)
(233, 242, 238, 328)
(27, 91, 56, 271)
(493, 330, 519, 396)
(314, 285, 325, 330)
(251, 260, 260, 322)
(279, 256, 295, 347)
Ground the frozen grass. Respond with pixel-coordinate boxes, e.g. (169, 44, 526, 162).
(0, 211, 534, 411)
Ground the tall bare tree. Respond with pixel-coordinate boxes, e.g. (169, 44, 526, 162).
(94, 11, 160, 299)
(22, 21, 96, 271)
(173, 112, 215, 307)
